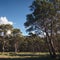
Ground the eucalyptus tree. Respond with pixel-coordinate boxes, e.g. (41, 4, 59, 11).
(0, 24, 13, 52)
(12, 28, 22, 52)
(24, 0, 60, 57)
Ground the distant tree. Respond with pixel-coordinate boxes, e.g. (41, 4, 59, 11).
(0, 24, 13, 52)
(12, 28, 22, 52)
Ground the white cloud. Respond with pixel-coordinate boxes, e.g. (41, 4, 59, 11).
(0, 17, 13, 25)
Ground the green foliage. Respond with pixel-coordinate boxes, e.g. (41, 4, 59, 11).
(0, 0, 60, 54)
(0, 24, 23, 52)
(24, 0, 60, 37)
(24, 0, 60, 57)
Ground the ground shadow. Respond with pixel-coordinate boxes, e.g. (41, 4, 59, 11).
(0, 55, 60, 60)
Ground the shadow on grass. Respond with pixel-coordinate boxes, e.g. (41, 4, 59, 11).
(0, 55, 60, 60)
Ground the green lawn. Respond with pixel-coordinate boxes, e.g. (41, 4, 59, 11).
(0, 52, 59, 60)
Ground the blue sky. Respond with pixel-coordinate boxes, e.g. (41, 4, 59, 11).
(0, 0, 33, 35)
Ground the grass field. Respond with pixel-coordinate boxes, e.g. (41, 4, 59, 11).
(0, 52, 60, 60)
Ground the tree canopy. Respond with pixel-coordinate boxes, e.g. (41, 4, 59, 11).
(24, 0, 60, 57)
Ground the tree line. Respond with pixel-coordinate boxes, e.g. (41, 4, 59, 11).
(0, 24, 60, 53)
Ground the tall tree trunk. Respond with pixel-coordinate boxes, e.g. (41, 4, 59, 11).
(45, 26, 56, 57)
(15, 43, 18, 52)
(45, 36, 53, 56)
(2, 44, 4, 52)
(50, 18, 56, 57)
(2, 40, 5, 52)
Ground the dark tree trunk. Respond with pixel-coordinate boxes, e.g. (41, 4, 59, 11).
(45, 26, 56, 58)
(50, 18, 56, 57)
(46, 36, 53, 56)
